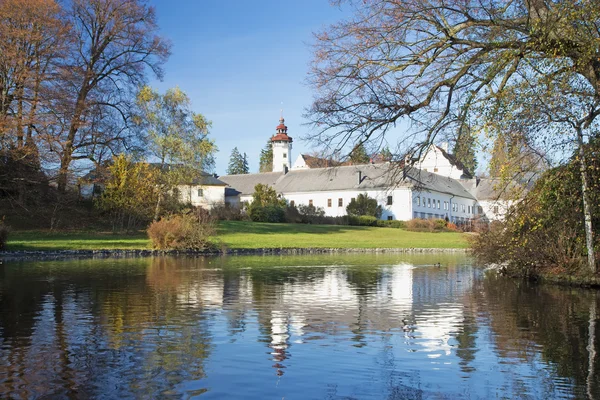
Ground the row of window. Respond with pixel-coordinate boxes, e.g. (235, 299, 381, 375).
(416, 196, 480, 215)
(291, 196, 394, 208)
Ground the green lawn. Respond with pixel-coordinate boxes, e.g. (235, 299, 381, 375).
(216, 221, 469, 249)
(5, 221, 469, 251)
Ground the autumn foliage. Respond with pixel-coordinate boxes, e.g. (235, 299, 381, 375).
(472, 141, 600, 276)
(147, 209, 216, 251)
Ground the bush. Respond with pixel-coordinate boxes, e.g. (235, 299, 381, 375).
(376, 219, 406, 229)
(211, 203, 247, 221)
(0, 222, 10, 250)
(406, 218, 449, 232)
(446, 222, 459, 232)
(249, 204, 286, 223)
(346, 193, 382, 218)
(147, 209, 216, 250)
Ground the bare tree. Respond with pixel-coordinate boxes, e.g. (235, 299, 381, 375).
(307, 0, 600, 272)
(54, 0, 170, 192)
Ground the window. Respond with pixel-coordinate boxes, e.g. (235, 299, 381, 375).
(387, 196, 393, 205)
(461, 204, 465, 212)
(452, 203, 456, 212)
(437, 200, 440, 209)
(283, 153, 287, 158)
(468, 206, 471, 214)
(338, 198, 343, 207)
(428, 198, 431, 208)
(478, 206, 483, 214)
(309, 199, 313, 206)
(493, 206, 499, 214)
(434, 168, 438, 172)
(290, 200, 295, 207)
(417, 196, 420, 206)
(327, 198, 332, 207)
(197, 188, 203, 197)
(387, 216, 393, 220)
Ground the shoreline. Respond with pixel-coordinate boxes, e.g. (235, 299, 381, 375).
(0, 247, 469, 262)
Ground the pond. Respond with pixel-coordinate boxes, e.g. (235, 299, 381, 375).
(0, 253, 598, 399)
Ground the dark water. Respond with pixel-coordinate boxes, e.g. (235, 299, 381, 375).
(0, 254, 598, 399)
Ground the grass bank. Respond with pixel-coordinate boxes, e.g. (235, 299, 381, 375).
(5, 221, 469, 251)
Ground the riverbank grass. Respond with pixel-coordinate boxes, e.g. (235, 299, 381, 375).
(5, 221, 469, 251)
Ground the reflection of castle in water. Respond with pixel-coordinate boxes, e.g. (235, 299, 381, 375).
(172, 261, 476, 375)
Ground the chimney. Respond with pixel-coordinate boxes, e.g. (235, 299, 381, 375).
(358, 171, 362, 184)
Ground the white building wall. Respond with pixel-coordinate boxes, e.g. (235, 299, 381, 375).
(179, 185, 225, 209)
(281, 188, 412, 221)
(272, 141, 292, 173)
(479, 199, 514, 221)
(411, 190, 478, 223)
(292, 154, 307, 170)
(413, 147, 465, 180)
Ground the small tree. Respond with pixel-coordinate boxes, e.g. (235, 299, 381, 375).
(97, 155, 158, 232)
(247, 183, 286, 222)
(227, 147, 249, 175)
(259, 141, 273, 172)
(346, 193, 382, 218)
(135, 86, 216, 220)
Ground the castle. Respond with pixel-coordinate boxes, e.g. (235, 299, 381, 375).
(211, 117, 511, 223)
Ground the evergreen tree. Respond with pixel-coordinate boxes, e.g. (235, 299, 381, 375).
(243, 153, 249, 173)
(346, 193, 382, 218)
(259, 141, 273, 172)
(380, 146, 393, 162)
(452, 126, 478, 175)
(349, 143, 370, 164)
(227, 147, 249, 175)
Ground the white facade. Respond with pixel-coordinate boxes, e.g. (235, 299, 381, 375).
(412, 145, 468, 180)
(272, 140, 292, 173)
(478, 199, 514, 221)
(282, 188, 413, 221)
(179, 184, 225, 209)
(292, 154, 308, 170)
(411, 190, 478, 223)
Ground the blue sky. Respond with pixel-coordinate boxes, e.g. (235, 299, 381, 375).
(148, 0, 348, 174)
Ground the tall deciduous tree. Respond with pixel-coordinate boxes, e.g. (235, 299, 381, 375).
(227, 147, 249, 175)
(308, 0, 600, 272)
(259, 141, 273, 173)
(135, 86, 216, 220)
(55, 0, 170, 192)
(0, 0, 67, 201)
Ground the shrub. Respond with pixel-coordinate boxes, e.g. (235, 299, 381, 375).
(0, 222, 10, 250)
(376, 220, 406, 229)
(147, 209, 216, 250)
(406, 218, 454, 232)
(346, 193, 382, 218)
(446, 222, 459, 232)
(211, 203, 247, 221)
(249, 204, 286, 223)
(434, 218, 447, 231)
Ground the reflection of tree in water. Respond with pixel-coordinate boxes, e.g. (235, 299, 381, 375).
(0, 257, 215, 398)
(476, 275, 599, 398)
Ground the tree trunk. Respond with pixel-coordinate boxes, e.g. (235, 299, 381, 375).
(154, 191, 163, 222)
(576, 126, 596, 274)
(587, 296, 597, 400)
(57, 80, 90, 192)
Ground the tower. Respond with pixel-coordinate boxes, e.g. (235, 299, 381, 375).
(271, 116, 293, 172)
